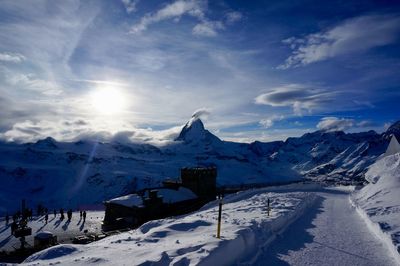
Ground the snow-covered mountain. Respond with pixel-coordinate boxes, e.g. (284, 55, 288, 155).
(0, 117, 397, 213)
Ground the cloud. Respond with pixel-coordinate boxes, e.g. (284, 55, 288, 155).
(130, 0, 241, 37)
(2, 69, 63, 96)
(279, 15, 400, 69)
(225, 11, 242, 24)
(192, 108, 210, 119)
(63, 119, 88, 126)
(317, 117, 354, 132)
(352, 100, 375, 108)
(259, 115, 284, 129)
(122, 0, 139, 14)
(0, 119, 182, 145)
(356, 120, 374, 128)
(0, 52, 25, 63)
(130, 0, 206, 34)
(255, 84, 336, 115)
(192, 21, 224, 37)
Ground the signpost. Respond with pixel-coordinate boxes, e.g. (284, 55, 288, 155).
(216, 195, 223, 239)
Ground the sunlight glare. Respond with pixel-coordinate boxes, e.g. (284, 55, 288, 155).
(90, 87, 127, 115)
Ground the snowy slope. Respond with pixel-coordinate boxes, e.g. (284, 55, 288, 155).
(23, 189, 316, 265)
(352, 153, 400, 264)
(0, 118, 397, 214)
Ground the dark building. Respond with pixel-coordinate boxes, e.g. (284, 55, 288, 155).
(103, 166, 217, 231)
(180, 167, 217, 200)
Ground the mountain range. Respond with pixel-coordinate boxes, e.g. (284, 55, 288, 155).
(0, 116, 399, 213)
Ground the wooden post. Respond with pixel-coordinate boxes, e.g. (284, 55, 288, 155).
(217, 196, 223, 238)
(267, 198, 270, 217)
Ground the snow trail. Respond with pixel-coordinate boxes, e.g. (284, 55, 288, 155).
(255, 188, 398, 266)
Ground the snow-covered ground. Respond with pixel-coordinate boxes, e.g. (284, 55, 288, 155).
(0, 211, 104, 253)
(22, 189, 316, 265)
(2, 184, 398, 265)
(256, 188, 397, 265)
(352, 153, 400, 264)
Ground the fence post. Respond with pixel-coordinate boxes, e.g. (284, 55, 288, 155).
(267, 198, 270, 217)
(217, 196, 223, 238)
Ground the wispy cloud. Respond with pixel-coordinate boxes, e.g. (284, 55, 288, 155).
(71, 79, 129, 87)
(259, 115, 284, 129)
(0, 119, 183, 145)
(130, 0, 241, 37)
(130, 0, 206, 34)
(1, 68, 62, 95)
(279, 14, 400, 69)
(192, 108, 211, 119)
(317, 117, 354, 132)
(192, 21, 224, 37)
(0, 52, 25, 63)
(317, 117, 378, 132)
(121, 0, 139, 14)
(225, 11, 242, 24)
(255, 84, 336, 115)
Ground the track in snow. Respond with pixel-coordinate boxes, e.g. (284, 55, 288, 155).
(255, 188, 398, 266)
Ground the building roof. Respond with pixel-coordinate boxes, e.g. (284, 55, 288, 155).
(107, 194, 144, 208)
(107, 187, 198, 208)
(155, 187, 197, 204)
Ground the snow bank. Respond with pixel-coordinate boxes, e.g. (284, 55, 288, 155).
(351, 153, 400, 264)
(23, 189, 316, 265)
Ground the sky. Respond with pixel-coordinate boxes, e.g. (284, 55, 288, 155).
(0, 0, 399, 144)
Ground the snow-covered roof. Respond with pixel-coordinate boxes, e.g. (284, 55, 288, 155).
(107, 187, 197, 208)
(157, 187, 197, 204)
(107, 194, 143, 208)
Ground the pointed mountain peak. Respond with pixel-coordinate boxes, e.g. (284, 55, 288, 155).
(175, 117, 220, 143)
(175, 117, 206, 141)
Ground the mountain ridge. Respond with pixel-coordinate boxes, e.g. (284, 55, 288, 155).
(0, 118, 398, 213)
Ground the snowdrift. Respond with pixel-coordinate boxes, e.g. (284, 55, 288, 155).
(351, 153, 400, 264)
(23, 189, 316, 265)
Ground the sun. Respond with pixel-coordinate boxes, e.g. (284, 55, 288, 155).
(90, 87, 127, 115)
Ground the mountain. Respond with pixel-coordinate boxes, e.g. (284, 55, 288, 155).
(175, 116, 221, 144)
(0, 118, 398, 213)
(382, 121, 400, 140)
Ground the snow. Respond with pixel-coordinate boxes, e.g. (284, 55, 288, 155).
(107, 194, 143, 208)
(108, 187, 197, 208)
(256, 189, 397, 265)
(156, 187, 197, 204)
(385, 135, 400, 157)
(22, 189, 316, 265)
(0, 211, 104, 252)
(352, 153, 400, 264)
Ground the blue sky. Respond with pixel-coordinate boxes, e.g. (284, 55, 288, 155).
(0, 0, 399, 144)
